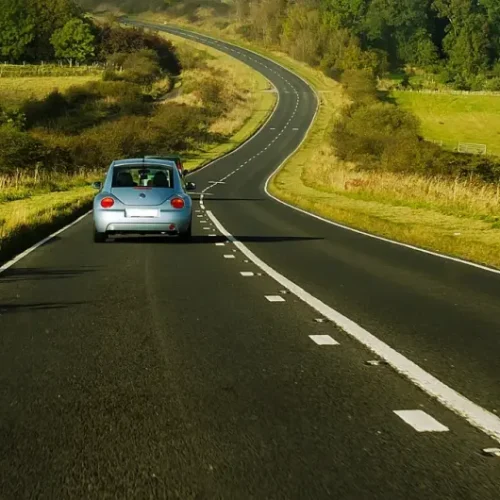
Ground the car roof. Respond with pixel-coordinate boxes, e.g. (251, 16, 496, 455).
(112, 158, 177, 167)
(145, 155, 182, 161)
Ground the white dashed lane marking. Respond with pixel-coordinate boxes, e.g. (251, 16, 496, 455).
(309, 335, 339, 346)
(205, 210, 500, 442)
(224, 254, 235, 259)
(240, 272, 255, 277)
(394, 410, 449, 433)
(265, 295, 286, 302)
(215, 242, 225, 246)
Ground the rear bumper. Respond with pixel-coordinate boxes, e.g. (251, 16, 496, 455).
(93, 209, 191, 234)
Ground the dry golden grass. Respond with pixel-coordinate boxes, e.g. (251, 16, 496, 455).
(137, 10, 500, 269)
(0, 75, 102, 107)
(304, 146, 500, 220)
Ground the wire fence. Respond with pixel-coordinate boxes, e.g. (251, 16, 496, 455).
(0, 62, 104, 78)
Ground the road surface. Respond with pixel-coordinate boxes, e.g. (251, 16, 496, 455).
(1, 22, 500, 499)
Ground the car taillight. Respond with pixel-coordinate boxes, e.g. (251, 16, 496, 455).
(100, 197, 114, 208)
(170, 197, 185, 209)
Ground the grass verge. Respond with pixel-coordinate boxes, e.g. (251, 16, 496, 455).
(137, 11, 500, 270)
(0, 188, 94, 264)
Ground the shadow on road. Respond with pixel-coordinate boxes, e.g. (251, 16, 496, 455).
(110, 235, 323, 244)
(190, 196, 267, 202)
(0, 267, 97, 284)
(0, 301, 88, 315)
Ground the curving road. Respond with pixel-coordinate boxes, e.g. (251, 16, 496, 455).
(1, 22, 500, 499)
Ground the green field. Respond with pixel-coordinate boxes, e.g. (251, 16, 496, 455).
(392, 91, 500, 156)
(0, 75, 102, 107)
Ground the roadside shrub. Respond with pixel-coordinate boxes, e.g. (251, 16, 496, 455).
(176, 44, 212, 70)
(22, 91, 70, 128)
(333, 102, 422, 171)
(121, 49, 162, 88)
(0, 108, 26, 130)
(149, 103, 210, 150)
(197, 75, 228, 115)
(0, 124, 44, 174)
(484, 77, 500, 91)
(340, 69, 378, 106)
(96, 25, 181, 75)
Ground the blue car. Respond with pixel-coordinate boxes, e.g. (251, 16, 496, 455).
(92, 158, 196, 243)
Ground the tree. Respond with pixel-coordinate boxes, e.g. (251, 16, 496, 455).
(0, 0, 35, 61)
(27, 0, 82, 60)
(433, 0, 491, 78)
(51, 18, 96, 64)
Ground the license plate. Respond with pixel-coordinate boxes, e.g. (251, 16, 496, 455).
(125, 209, 159, 218)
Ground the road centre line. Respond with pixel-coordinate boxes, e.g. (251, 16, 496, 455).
(310, 335, 339, 346)
(265, 295, 286, 302)
(394, 410, 449, 432)
(205, 209, 500, 444)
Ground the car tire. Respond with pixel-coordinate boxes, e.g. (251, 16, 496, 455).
(179, 222, 192, 241)
(94, 229, 107, 243)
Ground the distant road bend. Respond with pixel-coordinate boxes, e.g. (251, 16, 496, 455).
(1, 21, 500, 499)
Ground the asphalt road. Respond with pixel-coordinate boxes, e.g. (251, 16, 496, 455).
(1, 22, 500, 500)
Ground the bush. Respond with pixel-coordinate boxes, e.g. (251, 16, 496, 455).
(340, 69, 378, 106)
(198, 75, 227, 115)
(22, 91, 70, 129)
(332, 102, 422, 171)
(96, 24, 181, 75)
(0, 124, 44, 174)
(121, 49, 162, 88)
(176, 44, 212, 70)
(149, 103, 210, 150)
(484, 77, 500, 91)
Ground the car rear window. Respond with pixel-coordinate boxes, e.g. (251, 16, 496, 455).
(111, 165, 175, 188)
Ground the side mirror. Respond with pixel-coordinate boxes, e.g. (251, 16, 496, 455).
(92, 181, 102, 190)
(185, 181, 196, 191)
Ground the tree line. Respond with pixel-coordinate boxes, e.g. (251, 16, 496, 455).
(237, 0, 500, 90)
(93, 0, 500, 90)
(0, 0, 177, 73)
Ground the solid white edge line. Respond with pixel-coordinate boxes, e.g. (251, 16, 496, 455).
(394, 410, 449, 432)
(206, 208, 500, 444)
(140, 27, 500, 436)
(0, 210, 92, 275)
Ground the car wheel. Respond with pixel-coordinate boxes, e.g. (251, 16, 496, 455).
(94, 228, 107, 243)
(179, 222, 192, 241)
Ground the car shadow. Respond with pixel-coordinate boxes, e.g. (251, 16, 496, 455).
(189, 196, 267, 202)
(109, 235, 323, 245)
